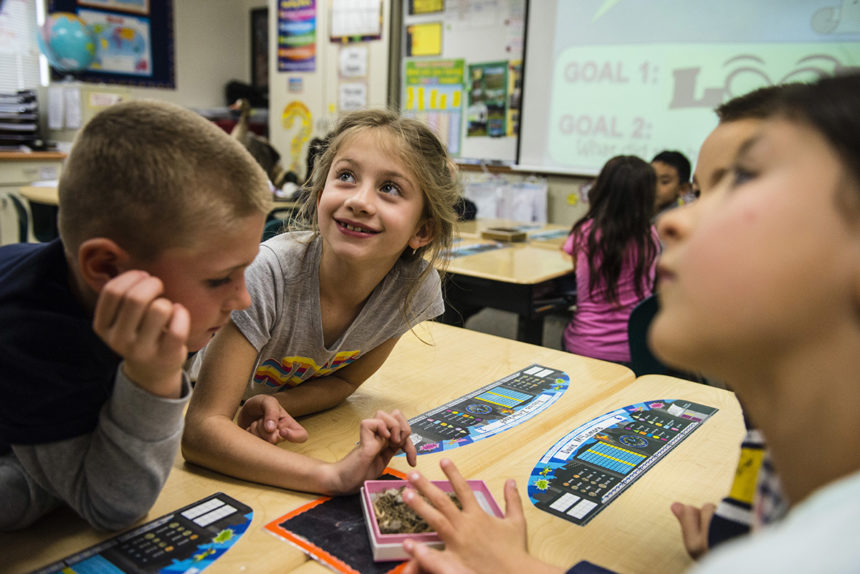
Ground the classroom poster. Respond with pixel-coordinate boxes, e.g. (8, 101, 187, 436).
(506, 59, 522, 137)
(78, 0, 149, 14)
(47, 0, 173, 88)
(278, 0, 316, 72)
(403, 58, 465, 155)
(79, 9, 152, 76)
(330, 0, 382, 43)
(405, 21, 442, 56)
(409, 0, 443, 15)
(467, 61, 507, 137)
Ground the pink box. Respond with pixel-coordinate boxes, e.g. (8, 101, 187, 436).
(360, 479, 503, 562)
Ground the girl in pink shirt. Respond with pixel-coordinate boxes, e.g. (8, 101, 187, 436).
(562, 155, 661, 363)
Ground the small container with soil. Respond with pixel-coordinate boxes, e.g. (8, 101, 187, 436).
(360, 479, 504, 562)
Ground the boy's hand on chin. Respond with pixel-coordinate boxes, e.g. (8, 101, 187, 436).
(93, 270, 189, 398)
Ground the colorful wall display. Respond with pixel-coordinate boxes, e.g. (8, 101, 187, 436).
(47, 0, 174, 88)
(278, 0, 316, 73)
(402, 58, 464, 155)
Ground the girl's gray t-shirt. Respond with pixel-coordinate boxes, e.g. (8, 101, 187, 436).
(232, 231, 444, 399)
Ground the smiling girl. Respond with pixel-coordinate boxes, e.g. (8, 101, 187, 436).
(182, 109, 460, 495)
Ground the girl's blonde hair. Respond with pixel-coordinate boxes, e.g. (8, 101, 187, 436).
(297, 108, 461, 316)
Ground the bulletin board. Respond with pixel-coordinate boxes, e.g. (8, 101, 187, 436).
(399, 0, 527, 164)
(47, 0, 175, 89)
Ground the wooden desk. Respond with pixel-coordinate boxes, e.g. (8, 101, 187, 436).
(18, 185, 59, 206)
(1, 323, 742, 574)
(441, 239, 574, 344)
(456, 218, 569, 243)
(475, 374, 743, 574)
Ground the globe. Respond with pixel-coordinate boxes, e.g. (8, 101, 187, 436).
(37, 12, 96, 73)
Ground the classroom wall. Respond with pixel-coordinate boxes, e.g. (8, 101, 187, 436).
(266, 0, 393, 182)
(43, 0, 587, 226)
(262, 1, 587, 225)
(132, 0, 264, 108)
(48, 0, 263, 144)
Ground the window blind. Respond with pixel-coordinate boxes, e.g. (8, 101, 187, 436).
(0, 0, 42, 93)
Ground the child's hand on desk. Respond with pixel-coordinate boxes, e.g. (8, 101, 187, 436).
(93, 270, 189, 399)
(670, 501, 715, 559)
(401, 459, 563, 574)
(237, 395, 309, 444)
(327, 409, 418, 494)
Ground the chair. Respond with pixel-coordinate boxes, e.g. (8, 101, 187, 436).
(262, 205, 301, 241)
(28, 201, 58, 242)
(627, 295, 671, 377)
(6, 193, 30, 243)
(628, 294, 706, 382)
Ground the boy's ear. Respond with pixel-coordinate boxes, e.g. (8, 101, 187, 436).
(408, 220, 435, 250)
(77, 238, 132, 292)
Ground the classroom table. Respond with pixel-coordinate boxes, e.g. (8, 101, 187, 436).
(17, 185, 59, 242)
(456, 218, 570, 247)
(17, 185, 59, 206)
(2, 322, 743, 574)
(440, 237, 574, 345)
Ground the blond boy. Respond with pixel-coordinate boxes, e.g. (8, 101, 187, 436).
(0, 100, 271, 530)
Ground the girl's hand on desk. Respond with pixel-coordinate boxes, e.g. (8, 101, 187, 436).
(327, 410, 417, 494)
(401, 459, 563, 574)
(373, 408, 418, 466)
(237, 394, 309, 444)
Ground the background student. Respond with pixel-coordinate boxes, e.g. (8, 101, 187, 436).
(562, 155, 661, 365)
(0, 100, 272, 531)
(398, 71, 860, 574)
(183, 108, 461, 495)
(651, 150, 692, 218)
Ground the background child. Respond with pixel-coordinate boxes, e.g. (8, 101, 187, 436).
(651, 150, 692, 216)
(399, 72, 860, 574)
(562, 155, 661, 364)
(183, 108, 460, 495)
(0, 100, 272, 531)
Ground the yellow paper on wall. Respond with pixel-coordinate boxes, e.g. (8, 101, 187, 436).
(408, 22, 442, 57)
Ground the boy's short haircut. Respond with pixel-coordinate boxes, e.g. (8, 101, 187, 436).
(775, 73, 860, 195)
(715, 85, 787, 123)
(651, 150, 691, 184)
(58, 99, 273, 261)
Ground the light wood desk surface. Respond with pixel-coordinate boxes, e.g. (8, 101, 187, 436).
(455, 217, 570, 252)
(18, 185, 59, 206)
(475, 374, 743, 574)
(2, 323, 742, 574)
(445, 238, 572, 285)
(456, 218, 569, 241)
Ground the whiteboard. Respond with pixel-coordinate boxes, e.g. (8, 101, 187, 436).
(519, 0, 860, 176)
(399, 0, 527, 164)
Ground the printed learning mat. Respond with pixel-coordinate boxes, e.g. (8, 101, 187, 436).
(444, 241, 510, 258)
(407, 364, 569, 455)
(528, 399, 717, 526)
(33, 493, 252, 573)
